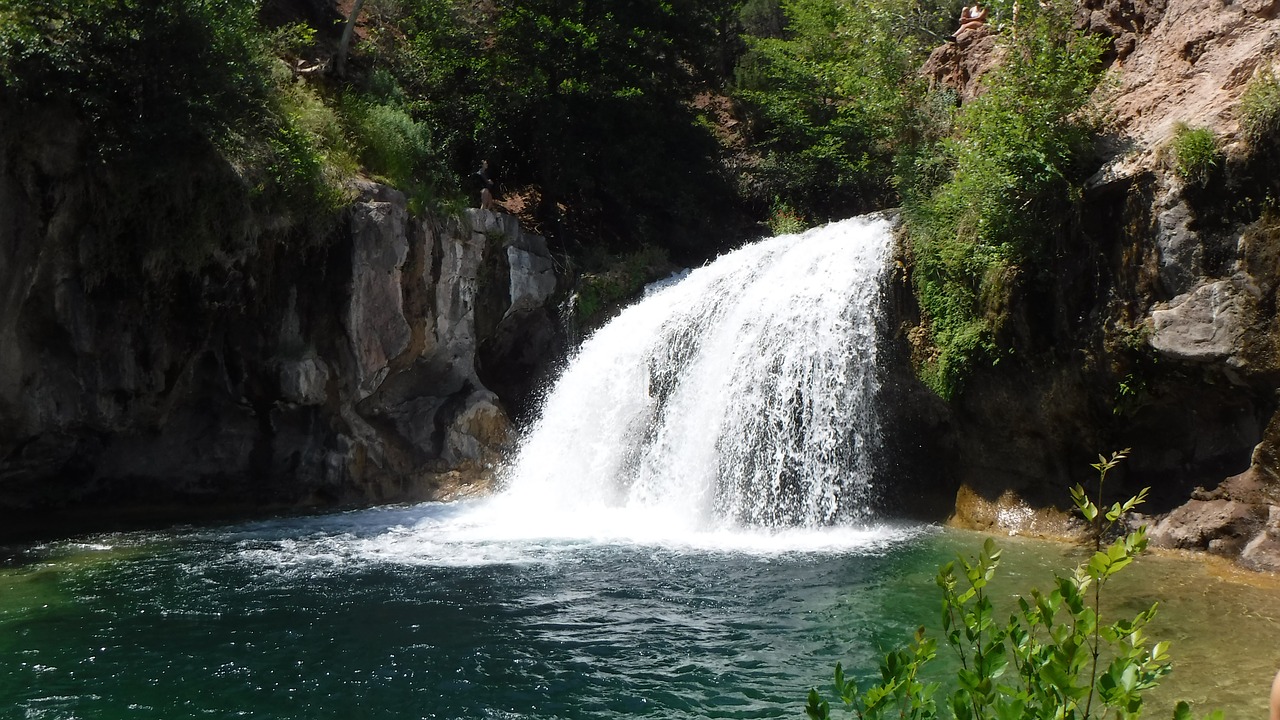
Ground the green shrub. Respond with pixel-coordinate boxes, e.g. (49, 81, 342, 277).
(1170, 123, 1219, 187)
(0, 0, 276, 156)
(768, 199, 808, 235)
(1238, 67, 1280, 147)
(0, 0, 346, 279)
(574, 245, 671, 325)
(733, 0, 940, 222)
(902, 3, 1108, 399)
(805, 451, 1223, 720)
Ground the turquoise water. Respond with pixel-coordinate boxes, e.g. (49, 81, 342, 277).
(2, 503, 1277, 719)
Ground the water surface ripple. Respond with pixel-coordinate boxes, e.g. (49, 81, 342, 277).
(3, 505, 1278, 719)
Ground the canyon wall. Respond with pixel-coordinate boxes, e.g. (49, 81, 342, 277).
(0, 112, 564, 537)
(906, 0, 1280, 569)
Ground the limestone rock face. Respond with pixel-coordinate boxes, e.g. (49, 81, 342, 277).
(1148, 499, 1266, 555)
(1241, 506, 1280, 571)
(1087, 0, 1280, 185)
(506, 233, 557, 318)
(347, 193, 412, 399)
(1150, 279, 1249, 364)
(918, 0, 1280, 568)
(1151, 183, 1203, 296)
(0, 117, 565, 534)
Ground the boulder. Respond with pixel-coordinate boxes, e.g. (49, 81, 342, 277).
(1240, 506, 1280, 571)
(506, 232, 557, 318)
(1148, 498, 1266, 555)
(1149, 278, 1248, 364)
(920, 24, 1002, 103)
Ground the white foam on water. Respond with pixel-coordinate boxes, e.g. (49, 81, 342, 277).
(231, 499, 927, 572)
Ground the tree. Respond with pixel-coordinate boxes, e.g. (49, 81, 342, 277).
(373, 0, 743, 254)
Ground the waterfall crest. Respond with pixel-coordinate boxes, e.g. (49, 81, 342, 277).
(493, 215, 894, 534)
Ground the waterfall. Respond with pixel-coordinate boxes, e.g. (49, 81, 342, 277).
(488, 215, 895, 537)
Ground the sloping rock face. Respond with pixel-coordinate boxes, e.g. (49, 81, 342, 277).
(1085, 0, 1280, 170)
(0, 121, 564, 536)
(921, 23, 1003, 102)
(910, 0, 1280, 568)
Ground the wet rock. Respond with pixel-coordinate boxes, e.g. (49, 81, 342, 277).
(1241, 506, 1280, 571)
(279, 357, 330, 406)
(950, 485, 1084, 541)
(1148, 499, 1266, 555)
(442, 390, 510, 466)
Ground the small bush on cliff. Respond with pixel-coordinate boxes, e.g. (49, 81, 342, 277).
(574, 245, 672, 327)
(768, 199, 808, 235)
(1171, 124, 1219, 187)
(1239, 67, 1280, 147)
(805, 450, 1222, 720)
(340, 93, 444, 213)
(902, 3, 1108, 399)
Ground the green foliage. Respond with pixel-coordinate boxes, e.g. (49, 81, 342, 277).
(1170, 124, 1219, 187)
(574, 245, 671, 326)
(805, 450, 1223, 720)
(269, 21, 318, 56)
(1238, 67, 1280, 147)
(340, 93, 445, 212)
(0, 0, 273, 155)
(903, 4, 1108, 399)
(371, 0, 741, 253)
(0, 0, 346, 280)
(767, 199, 808, 235)
(734, 0, 944, 221)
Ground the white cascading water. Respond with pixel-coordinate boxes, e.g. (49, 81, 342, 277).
(477, 214, 896, 541)
(230, 215, 903, 568)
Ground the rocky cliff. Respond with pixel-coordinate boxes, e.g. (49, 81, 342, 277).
(0, 113, 563, 538)
(910, 0, 1280, 570)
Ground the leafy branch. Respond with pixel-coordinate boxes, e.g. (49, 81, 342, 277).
(806, 451, 1222, 720)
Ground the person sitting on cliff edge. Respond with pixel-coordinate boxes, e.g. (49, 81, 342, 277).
(953, 4, 988, 37)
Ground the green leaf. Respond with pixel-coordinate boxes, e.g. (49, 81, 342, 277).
(806, 688, 830, 720)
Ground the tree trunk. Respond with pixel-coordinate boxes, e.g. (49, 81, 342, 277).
(334, 0, 367, 78)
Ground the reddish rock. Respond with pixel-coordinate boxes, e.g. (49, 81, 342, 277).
(920, 24, 1003, 103)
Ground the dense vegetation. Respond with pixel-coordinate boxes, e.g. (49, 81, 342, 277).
(902, 4, 1108, 398)
(0, 0, 1117, 395)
